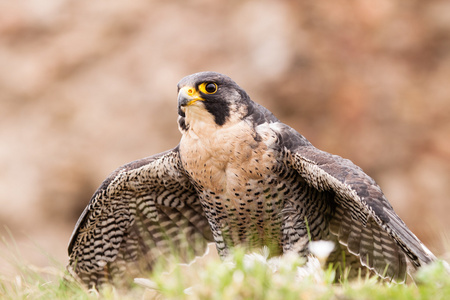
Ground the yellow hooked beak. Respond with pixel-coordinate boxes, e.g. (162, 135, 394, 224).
(178, 86, 205, 107)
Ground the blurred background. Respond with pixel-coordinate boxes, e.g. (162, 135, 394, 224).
(1, 0, 449, 274)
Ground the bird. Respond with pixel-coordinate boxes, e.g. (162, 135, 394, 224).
(67, 71, 437, 288)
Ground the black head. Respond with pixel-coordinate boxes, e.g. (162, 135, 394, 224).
(177, 71, 251, 127)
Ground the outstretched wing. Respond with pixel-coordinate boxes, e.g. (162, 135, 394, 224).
(276, 124, 436, 282)
(67, 146, 213, 287)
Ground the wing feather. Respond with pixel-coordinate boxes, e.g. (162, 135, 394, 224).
(275, 124, 436, 281)
(67, 146, 213, 287)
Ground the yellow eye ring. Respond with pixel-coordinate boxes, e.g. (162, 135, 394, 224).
(199, 82, 218, 94)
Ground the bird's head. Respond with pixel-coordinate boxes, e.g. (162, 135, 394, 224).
(177, 72, 251, 132)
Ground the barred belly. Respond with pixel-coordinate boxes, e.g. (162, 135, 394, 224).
(196, 165, 334, 258)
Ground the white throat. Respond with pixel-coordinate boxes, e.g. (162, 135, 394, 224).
(180, 105, 217, 139)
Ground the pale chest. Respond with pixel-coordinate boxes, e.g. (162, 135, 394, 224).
(179, 123, 277, 195)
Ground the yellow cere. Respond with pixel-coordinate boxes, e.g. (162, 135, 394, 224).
(186, 87, 195, 96)
(179, 86, 203, 106)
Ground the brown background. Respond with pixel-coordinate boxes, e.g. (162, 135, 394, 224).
(1, 0, 449, 273)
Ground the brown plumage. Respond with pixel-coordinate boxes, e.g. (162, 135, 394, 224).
(68, 72, 437, 287)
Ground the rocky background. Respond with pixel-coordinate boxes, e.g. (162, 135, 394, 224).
(1, 0, 449, 273)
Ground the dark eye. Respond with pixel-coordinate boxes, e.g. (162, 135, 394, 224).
(205, 82, 217, 93)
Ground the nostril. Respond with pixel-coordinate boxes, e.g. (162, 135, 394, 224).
(187, 88, 194, 95)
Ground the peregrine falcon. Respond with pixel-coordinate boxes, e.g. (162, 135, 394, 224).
(68, 71, 437, 287)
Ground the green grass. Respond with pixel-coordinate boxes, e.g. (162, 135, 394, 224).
(1, 238, 449, 299)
